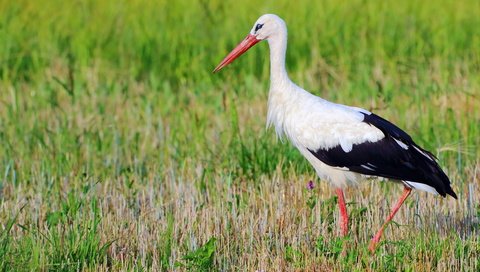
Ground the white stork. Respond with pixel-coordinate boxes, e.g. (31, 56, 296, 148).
(213, 14, 457, 252)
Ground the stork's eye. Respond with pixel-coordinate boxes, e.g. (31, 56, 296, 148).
(255, 23, 264, 32)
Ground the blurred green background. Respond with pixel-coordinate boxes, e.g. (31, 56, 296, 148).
(0, 0, 479, 270)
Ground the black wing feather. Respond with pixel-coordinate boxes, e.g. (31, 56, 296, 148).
(308, 112, 457, 199)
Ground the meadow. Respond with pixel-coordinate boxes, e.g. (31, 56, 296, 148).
(0, 0, 479, 270)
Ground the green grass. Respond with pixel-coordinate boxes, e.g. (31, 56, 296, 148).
(0, 0, 479, 270)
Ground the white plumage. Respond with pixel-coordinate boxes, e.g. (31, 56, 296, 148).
(267, 85, 383, 187)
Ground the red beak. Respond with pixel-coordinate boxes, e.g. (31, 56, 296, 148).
(213, 34, 261, 73)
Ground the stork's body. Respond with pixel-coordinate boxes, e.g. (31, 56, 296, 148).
(214, 14, 457, 252)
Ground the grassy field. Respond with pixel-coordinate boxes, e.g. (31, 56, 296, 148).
(0, 0, 479, 270)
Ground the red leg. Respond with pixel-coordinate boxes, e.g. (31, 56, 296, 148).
(336, 188, 349, 237)
(369, 186, 412, 252)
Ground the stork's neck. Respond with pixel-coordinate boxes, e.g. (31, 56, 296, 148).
(266, 29, 298, 138)
(267, 31, 290, 86)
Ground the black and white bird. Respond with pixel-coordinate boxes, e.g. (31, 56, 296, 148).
(214, 14, 457, 252)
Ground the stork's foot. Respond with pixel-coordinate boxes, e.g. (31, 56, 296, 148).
(368, 229, 384, 253)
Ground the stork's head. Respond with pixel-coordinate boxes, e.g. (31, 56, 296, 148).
(213, 14, 286, 73)
(249, 14, 286, 40)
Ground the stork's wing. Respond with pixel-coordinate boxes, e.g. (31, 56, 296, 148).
(308, 112, 457, 198)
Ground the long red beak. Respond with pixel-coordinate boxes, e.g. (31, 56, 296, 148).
(213, 34, 261, 73)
